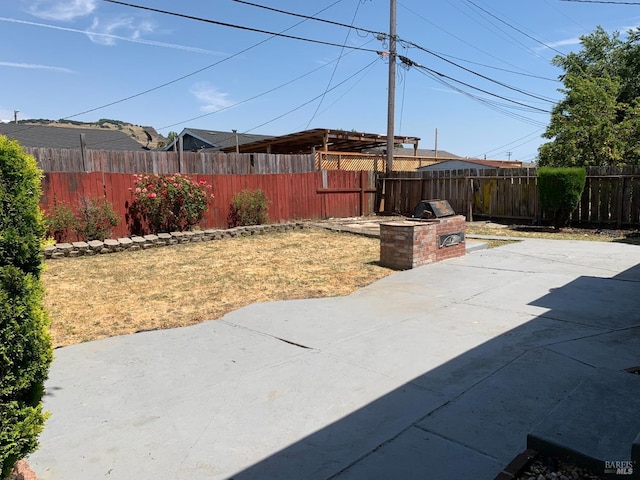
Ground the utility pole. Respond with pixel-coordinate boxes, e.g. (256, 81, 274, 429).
(13, 110, 19, 124)
(233, 129, 239, 154)
(386, 0, 397, 173)
(506, 151, 512, 161)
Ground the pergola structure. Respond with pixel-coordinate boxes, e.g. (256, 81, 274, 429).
(220, 128, 420, 155)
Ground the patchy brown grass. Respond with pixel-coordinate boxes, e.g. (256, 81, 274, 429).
(466, 222, 640, 244)
(42, 229, 392, 348)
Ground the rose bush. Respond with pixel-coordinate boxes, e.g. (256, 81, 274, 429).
(129, 174, 214, 233)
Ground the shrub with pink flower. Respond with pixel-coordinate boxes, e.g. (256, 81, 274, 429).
(129, 173, 214, 233)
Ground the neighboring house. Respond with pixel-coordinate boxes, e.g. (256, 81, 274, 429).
(417, 158, 523, 172)
(164, 128, 273, 152)
(367, 147, 462, 159)
(0, 123, 145, 151)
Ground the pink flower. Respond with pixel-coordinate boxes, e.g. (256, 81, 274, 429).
(142, 188, 147, 193)
(148, 192, 157, 199)
(135, 187, 142, 193)
(173, 183, 179, 188)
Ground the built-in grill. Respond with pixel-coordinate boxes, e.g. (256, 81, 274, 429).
(413, 199, 455, 219)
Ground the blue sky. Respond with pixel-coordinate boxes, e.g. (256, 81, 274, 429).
(2, 0, 639, 161)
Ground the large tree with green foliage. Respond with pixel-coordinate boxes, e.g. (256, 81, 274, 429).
(539, 26, 640, 167)
(0, 136, 52, 478)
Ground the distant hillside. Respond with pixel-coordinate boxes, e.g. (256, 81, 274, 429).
(17, 118, 168, 149)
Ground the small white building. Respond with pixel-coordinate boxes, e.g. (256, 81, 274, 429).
(417, 158, 523, 173)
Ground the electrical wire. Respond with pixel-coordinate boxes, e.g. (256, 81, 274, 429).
(401, 43, 557, 103)
(245, 57, 381, 134)
(157, 39, 376, 132)
(305, 0, 365, 129)
(400, 56, 551, 113)
(231, 0, 386, 38)
(398, 2, 547, 80)
(462, 0, 566, 56)
(27, 0, 348, 149)
(473, 128, 544, 158)
(560, 0, 640, 4)
(103, 0, 381, 53)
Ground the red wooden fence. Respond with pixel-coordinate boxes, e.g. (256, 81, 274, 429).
(41, 171, 376, 238)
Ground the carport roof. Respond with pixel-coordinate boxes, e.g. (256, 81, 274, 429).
(220, 128, 421, 154)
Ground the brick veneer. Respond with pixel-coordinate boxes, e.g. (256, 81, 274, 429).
(379, 215, 466, 270)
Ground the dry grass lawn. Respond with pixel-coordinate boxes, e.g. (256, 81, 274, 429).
(43, 229, 392, 348)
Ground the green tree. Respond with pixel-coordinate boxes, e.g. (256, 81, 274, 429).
(0, 136, 53, 478)
(539, 26, 640, 167)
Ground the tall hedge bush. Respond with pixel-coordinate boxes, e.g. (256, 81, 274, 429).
(0, 136, 52, 478)
(537, 166, 586, 229)
(227, 189, 270, 227)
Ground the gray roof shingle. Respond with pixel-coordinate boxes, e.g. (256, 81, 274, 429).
(0, 124, 144, 151)
(165, 128, 273, 151)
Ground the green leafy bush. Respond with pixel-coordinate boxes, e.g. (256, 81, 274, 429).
(129, 174, 214, 234)
(75, 197, 120, 241)
(228, 189, 270, 227)
(0, 136, 53, 478)
(45, 197, 120, 242)
(538, 167, 587, 229)
(44, 199, 77, 243)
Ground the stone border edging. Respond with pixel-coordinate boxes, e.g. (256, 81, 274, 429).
(43, 222, 309, 259)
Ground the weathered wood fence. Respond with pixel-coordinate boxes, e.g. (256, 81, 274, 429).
(379, 166, 640, 227)
(41, 170, 376, 238)
(26, 147, 316, 174)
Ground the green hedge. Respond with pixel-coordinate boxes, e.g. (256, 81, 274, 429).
(0, 136, 52, 478)
(537, 167, 587, 229)
(228, 189, 270, 227)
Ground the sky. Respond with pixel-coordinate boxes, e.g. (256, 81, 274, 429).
(2, 0, 640, 162)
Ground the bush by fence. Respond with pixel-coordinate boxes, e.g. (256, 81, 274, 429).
(40, 170, 377, 238)
(379, 166, 640, 227)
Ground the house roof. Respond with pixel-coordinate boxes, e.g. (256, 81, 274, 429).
(219, 128, 421, 154)
(418, 159, 523, 171)
(368, 146, 462, 158)
(0, 123, 144, 151)
(164, 128, 273, 151)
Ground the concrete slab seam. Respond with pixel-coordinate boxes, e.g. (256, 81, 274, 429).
(537, 328, 617, 350)
(539, 346, 600, 369)
(411, 425, 502, 462)
(412, 349, 533, 423)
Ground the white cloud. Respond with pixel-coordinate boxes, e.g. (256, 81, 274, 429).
(0, 61, 74, 73)
(190, 83, 234, 112)
(0, 17, 222, 55)
(25, 0, 97, 22)
(87, 16, 155, 46)
(544, 36, 582, 50)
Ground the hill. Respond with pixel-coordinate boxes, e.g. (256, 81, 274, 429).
(16, 118, 168, 149)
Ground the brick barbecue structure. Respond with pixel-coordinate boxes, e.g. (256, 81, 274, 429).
(379, 215, 466, 270)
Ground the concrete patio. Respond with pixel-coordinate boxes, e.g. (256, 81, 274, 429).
(29, 238, 640, 479)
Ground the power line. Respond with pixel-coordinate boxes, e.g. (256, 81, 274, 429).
(398, 2, 548, 80)
(560, 0, 640, 4)
(157, 40, 376, 132)
(17, 0, 348, 150)
(462, 0, 566, 56)
(243, 57, 381, 135)
(103, 0, 381, 53)
(401, 42, 557, 104)
(232, 0, 385, 38)
(410, 63, 548, 127)
(305, 0, 365, 129)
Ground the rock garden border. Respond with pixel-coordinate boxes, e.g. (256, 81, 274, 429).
(42, 222, 309, 260)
